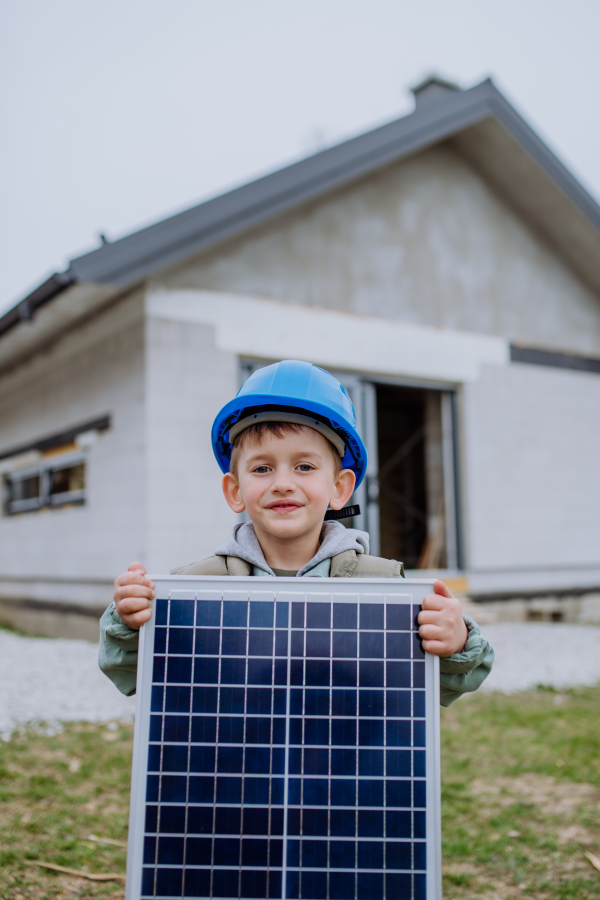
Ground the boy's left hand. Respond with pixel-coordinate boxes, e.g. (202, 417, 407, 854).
(418, 580, 468, 657)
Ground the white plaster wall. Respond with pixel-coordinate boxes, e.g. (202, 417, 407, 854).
(0, 292, 146, 598)
(163, 144, 600, 356)
(463, 362, 600, 593)
(144, 313, 238, 573)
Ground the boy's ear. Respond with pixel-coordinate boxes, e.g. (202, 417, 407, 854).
(222, 472, 246, 514)
(329, 468, 356, 511)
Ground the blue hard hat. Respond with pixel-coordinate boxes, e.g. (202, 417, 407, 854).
(212, 360, 368, 488)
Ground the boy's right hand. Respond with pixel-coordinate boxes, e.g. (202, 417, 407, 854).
(113, 562, 155, 630)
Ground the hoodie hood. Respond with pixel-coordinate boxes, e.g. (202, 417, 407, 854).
(214, 520, 369, 577)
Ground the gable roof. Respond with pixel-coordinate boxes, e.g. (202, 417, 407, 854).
(3, 75, 600, 345)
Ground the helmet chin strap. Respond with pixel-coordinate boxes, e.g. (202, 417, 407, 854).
(324, 504, 360, 521)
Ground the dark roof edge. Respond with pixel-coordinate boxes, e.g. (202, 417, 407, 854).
(67, 82, 496, 286)
(67, 77, 600, 287)
(0, 272, 76, 341)
(483, 85, 600, 231)
(5, 76, 600, 333)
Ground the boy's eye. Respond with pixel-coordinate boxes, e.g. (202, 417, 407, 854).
(253, 466, 271, 474)
(296, 464, 314, 472)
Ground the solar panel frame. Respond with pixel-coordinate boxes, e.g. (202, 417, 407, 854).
(126, 576, 441, 900)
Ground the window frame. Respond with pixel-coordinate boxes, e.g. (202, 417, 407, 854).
(3, 451, 87, 516)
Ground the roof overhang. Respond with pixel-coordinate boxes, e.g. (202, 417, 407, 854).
(0, 281, 119, 375)
(2, 75, 600, 364)
(449, 111, 600, 294)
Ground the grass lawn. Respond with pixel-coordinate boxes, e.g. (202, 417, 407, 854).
(442, 685, 600, 898)
(0, 721, 132, 900)
(1, 687, 599, 899)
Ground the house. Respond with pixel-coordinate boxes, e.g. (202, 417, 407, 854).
(1, 76, 599, 638)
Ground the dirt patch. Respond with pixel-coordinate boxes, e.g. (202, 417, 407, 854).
(443, 772, 600, 898)
(471, 772, 600, 813)
(558, 823, 595, 845)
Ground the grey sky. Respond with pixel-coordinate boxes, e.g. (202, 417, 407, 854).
(1, 0, 599, 316)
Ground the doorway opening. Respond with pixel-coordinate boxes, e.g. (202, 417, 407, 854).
(375, 384, 456, 570)
(238, 360, 461, 570)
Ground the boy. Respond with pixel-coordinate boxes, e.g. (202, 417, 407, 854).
(100, 360, 493, 704)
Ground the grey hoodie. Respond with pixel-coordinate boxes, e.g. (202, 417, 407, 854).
(214, 520, 370, 577)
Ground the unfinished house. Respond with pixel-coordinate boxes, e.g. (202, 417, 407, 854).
(1, 76, 600, 637)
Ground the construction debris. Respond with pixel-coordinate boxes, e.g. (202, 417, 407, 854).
(87, 833, 128, 848)
(28, 861, 125, 882)
(584, 851, 600, 872)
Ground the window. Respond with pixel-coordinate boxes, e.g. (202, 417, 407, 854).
(48, 460, 85, 505)
(5, 469, 42, 513)
(3, 455, 86, 515)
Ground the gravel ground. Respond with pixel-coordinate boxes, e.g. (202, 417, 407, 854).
(1, 622, 600, 738)
(0, 629, 135, 740)
(479, 622, 600, 693)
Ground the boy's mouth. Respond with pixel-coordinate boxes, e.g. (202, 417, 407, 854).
(266, 501, 303, 514)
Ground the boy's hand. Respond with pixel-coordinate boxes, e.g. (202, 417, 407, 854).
(418, 580, 468, 657)
(113, 562, 155, 630)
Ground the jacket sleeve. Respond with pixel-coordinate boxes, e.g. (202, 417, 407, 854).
(98, 602, 139, 697)
(439, 614, 494, 707)
(97, 559, 227, 697)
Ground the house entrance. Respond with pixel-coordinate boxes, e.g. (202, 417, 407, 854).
(239, 361, 461, 571)
(373, 383, 459, 570)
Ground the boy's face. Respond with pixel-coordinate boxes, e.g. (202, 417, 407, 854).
(222, 427, 356, 544)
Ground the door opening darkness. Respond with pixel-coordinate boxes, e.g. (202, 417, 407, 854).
(376, 384, 450, 570)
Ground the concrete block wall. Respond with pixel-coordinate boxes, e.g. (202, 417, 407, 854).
(163, 144, 600, 356)
(462, 361, 600, 594)
(0, 289, 241, 635)
(144, 310, 238, 574)
(158, 140, 600, 596)
(0, 291, 146, 611)
(2, 135, 600, 634)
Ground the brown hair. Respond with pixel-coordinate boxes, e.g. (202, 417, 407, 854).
(229, 421, 342, 479)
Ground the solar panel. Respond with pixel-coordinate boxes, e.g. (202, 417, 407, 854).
(126, 577, 441, 900)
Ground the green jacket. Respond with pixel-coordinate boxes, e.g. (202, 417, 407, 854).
(99, 549, 494, 706)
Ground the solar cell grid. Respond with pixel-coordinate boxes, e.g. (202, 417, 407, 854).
(127, 580, 440, 900)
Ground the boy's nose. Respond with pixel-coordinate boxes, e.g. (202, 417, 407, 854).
(271, 471, 296, 492)
(272, 480, 295, 492)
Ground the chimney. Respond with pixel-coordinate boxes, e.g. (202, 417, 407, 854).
(411, 76, 461, 110)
